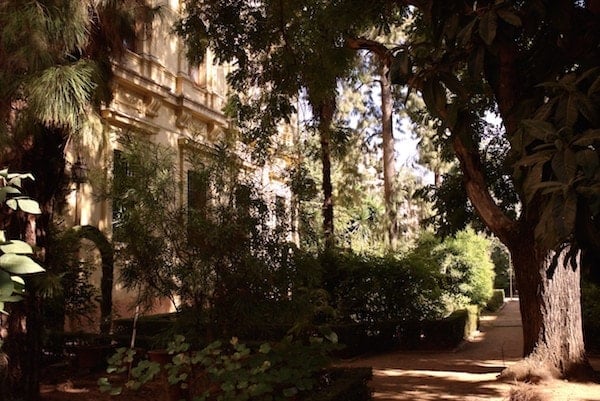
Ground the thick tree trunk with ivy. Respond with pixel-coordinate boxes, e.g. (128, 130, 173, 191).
(503, 235, 588, 380)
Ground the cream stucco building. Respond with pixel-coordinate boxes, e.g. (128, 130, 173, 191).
(63, 1, 295, 332)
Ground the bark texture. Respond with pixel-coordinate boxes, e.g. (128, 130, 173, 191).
(453, 116, 591, 379)
(380, 56, 398, 250)
(502, 240, 589, 380)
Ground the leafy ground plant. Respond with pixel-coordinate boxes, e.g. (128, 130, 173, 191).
(99, 334, 339, 401)
(0, 169, 44, 314)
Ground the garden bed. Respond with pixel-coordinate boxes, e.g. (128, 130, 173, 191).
(41, 366, 372, 401)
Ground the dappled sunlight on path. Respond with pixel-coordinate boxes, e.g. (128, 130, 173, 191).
(341, 300, 524, 400)
(341, 300, 600, 400)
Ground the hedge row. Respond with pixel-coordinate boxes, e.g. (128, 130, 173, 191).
(109, 306, 480, 358)
(334, 306, 480, 357)
(485, 289, 505, 312)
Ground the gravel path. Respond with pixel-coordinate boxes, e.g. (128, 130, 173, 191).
(342, 300, 600, 401)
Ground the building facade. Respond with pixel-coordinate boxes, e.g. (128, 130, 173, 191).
(63, 1, 294, 332)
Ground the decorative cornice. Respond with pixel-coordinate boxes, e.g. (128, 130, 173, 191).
(100, 109, 161, 135)
(175, 110, 193, 129)
(144, 95, 162, 118)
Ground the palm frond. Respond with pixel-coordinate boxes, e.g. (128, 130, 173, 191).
(25, 60, 101, 129)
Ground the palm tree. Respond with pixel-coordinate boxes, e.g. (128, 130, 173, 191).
(0, 1, 156, 399)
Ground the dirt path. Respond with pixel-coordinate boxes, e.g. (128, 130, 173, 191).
(341, 300, 600, 401)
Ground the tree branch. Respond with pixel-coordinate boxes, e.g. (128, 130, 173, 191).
(346, 37, 391, 63)
(452, 133, 519, 245)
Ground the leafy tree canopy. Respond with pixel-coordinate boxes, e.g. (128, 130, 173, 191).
(177, 0, 408, 159)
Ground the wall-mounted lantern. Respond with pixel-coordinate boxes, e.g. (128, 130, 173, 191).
(71, 155, 88, 226)
(71, 156, 89, 188)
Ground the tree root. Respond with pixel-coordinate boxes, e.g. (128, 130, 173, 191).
(498, 359, 560, 383)
(507, 383, 549, 401)
(499, 357, 599, 383)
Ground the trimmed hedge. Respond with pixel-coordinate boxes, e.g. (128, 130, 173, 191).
(334, 306, 480, 356)
(485, 289, 505, 312)
(397, 307, 477, 350)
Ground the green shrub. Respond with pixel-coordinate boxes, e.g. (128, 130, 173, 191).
(323, 251, 446, 326)
(485, 289, 505, 312)
(111, 137, 327, 341)
(405, 229, 495, 310)
(491, 240, 511, 294)
(397, 307, 478, 350)
(439, 229, 495, 307)
(99, 334, 340, 400)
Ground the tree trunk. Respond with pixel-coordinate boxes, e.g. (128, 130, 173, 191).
(453, 127, 592, 380)
(317, 98, 336, 250)
(501, 235, 590, 380)
(380, 58, 398, 250)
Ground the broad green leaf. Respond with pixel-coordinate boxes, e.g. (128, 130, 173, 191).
(497, 9, 522, 26)
(469, 46, 485, 78)
(443, 14, 460, 40)
(8, 177, 21, 188)
(12, 277, 25, 295)
(0, 254, 44, 274)
(534, 97, 558, 121)
(531, 181, 565, 196)
(6, 199, 17, 211)
(1, 295, 23, 302)
(535, 196, 558, 248)
(0, 231, 5, 243)
(0, 302, 5, 314)
(0, 186, 21, 204)
(575, 67, 600, 85)
(574, 93, 600, 125)
(421, 80, 446, 119)
(513, 150, 553, 168)
(521, 119, 556, 140)
(551, 148, 577, 183)
(457, 18, 477, 47)
(7, 173, 33, 181)
(572, 129, 600, 146)
(565, 94, 578, 127)
(479, 10, 498, 46)
(0, 240, 33, 254)
(11, 276, 25, 286)
(523, 163, 543, 204)
(17, 199, 42, 214)
(0, 270, 14, 297)
(576, 149, 600, 178)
